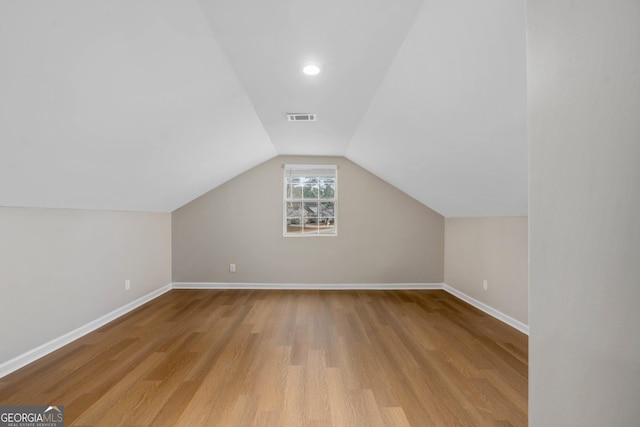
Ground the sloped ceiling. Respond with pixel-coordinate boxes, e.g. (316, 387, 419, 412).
(347, 0, 527, 217)
(0, 0, 527, 216)
(0, 0, 277, 212)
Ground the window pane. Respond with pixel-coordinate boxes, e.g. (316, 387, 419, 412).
(287, 179, 302, 199)
(302, 179, 318, 198)
(319, 202, 334, 221)
(302, 221, 320, 234)
(287, 223, 302, 234)
(301, 224, 313, 234)
(318, 222, 336, 234)
(319, 178, 335, 198)
(304, 202, 319, 220)
(286, 202, 302, 219)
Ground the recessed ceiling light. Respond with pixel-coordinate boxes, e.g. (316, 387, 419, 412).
(302, 64, 321, 76)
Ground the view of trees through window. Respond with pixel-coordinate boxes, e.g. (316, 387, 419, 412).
(284, 166, 337, 236)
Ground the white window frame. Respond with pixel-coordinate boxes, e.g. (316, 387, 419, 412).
(283, 164, 338, 237)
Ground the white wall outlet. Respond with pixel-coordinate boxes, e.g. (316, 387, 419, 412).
(483, 280, 488, 291)
(229, 264, 236, 273)
(125, 279, 131, 290)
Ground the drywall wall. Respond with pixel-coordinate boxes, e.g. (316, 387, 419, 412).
(0, 207, 171, 366)
(444, 217, 528, 324)
(528, 0, 640, 425)
(172, 156, 444, 283)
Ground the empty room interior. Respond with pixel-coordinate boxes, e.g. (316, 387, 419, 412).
(1, 1, 638, 426)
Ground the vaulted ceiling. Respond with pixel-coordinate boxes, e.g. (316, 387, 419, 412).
(0, 0, 527, 217)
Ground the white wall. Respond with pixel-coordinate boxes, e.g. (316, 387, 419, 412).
(528, 0, 640, 425)
(445, 217, 528, 325)
(0, 207, 171, 366)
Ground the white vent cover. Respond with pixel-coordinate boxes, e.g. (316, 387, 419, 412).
(286, 113, 317, 122)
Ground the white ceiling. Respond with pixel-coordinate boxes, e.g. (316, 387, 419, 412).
(347, 0, 528, 217)
(0, 0, 527, 216)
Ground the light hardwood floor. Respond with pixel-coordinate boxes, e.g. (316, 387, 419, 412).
(0, 290, 528, 426)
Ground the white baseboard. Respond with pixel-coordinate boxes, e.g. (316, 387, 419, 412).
(0, 284, 172, 379)
(1, 281, 528, 379)
(171, 282, 444, 290)
(443, 284, 529, 335)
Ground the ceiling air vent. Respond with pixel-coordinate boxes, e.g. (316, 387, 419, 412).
(286, 113, 317, 122)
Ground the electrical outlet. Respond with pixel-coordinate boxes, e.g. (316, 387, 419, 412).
(229, 264, 236, 273)
(482, 280, 488, 291)
(125, 279, 131, 290)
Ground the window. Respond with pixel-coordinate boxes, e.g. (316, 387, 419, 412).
(284, 164, 337, 236)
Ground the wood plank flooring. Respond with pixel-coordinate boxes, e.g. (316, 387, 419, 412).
(0, 290, 528, 426)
